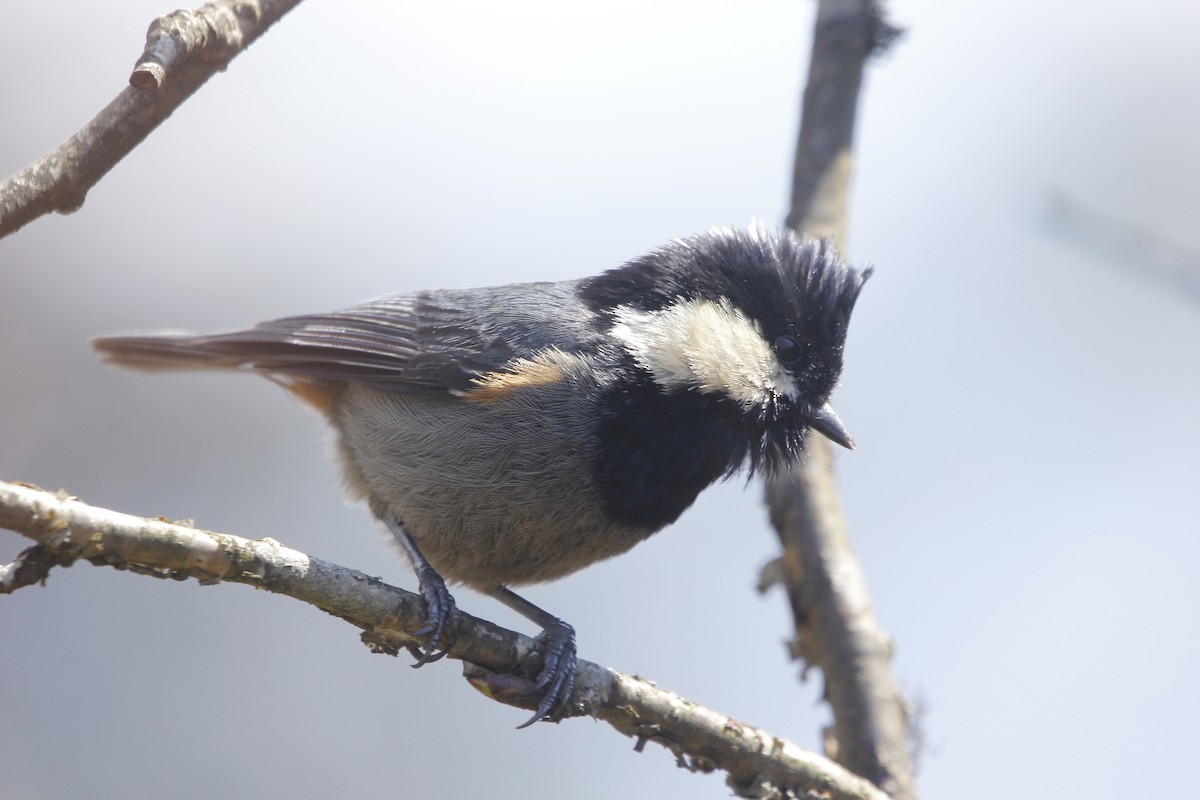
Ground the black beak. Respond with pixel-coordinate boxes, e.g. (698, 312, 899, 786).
(809, 403, 855, 450)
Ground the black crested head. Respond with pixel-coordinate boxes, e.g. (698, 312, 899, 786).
(582, 226, 871, 416)
(582, 227, 867, 307)
(587, 228, 872, 529)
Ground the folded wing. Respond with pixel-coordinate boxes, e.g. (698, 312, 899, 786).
(92, 281, 595, 395)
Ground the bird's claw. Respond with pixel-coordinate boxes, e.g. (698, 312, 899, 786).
(407, 563, 460, 667)
(515, 618, 577, 728)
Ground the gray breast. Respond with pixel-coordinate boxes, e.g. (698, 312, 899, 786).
(330, 352, 654, 589)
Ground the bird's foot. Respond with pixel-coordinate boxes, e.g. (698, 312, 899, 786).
(406, 562, 461, 666)
(515, 618, 577, 728)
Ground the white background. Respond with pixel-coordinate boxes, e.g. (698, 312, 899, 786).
(3, 2, 1198, 798)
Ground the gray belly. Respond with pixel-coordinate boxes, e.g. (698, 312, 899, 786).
(331, 381, 653, 589)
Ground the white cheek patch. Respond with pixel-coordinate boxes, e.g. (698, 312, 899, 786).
(611, 298, 799, 406)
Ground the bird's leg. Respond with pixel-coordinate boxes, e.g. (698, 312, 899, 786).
(486, 586, 577, 728)
(386, 519, 460, 666)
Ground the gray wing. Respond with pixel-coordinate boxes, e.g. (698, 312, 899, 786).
(92, 280, 598, 394)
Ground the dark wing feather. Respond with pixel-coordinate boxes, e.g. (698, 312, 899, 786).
(92, 280, 596, 395)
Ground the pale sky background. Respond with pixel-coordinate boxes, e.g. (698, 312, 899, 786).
(3, 2, 1199, 798)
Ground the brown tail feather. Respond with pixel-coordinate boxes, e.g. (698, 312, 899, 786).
(92, 332, 343, 414)
(90, 333, 249, 371)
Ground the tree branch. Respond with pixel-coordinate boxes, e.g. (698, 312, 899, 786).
(765, 2, 916, 798)
(0, 480, 887, 800)
(0, 0, 304, 240)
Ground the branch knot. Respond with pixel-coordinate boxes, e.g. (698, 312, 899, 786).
(131, 3, 252, 91)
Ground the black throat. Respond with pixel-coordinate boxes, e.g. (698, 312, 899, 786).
(593, 370, 756, 532)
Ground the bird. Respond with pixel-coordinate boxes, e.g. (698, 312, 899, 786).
(91, 226, 872, 728)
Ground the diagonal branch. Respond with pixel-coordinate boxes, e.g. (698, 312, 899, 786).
(0, 0, 304, 240)
(764, 2, 916, 798)
(0, 480, 887, 800)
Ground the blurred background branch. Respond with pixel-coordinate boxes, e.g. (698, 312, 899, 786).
(764, 2, 916, 798)
(1044, 191, 1200, 305)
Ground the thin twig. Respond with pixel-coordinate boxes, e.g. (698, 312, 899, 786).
(766, 2, 916, 798)
(0, 0, 304, 240)
(0, 480, 887, 800)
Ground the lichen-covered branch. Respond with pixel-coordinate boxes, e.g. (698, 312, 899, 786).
(0, 480, 887, 800)
(765, 2, 916, 798)
(0, 0, 304, 240)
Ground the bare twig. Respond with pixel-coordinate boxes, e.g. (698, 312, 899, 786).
(765, 2, 916, 798)
(0, 480, 887, 800)
(0, 0, 303, 240)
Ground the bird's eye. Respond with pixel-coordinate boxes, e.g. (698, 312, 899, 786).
(773, 335, 802, 365)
